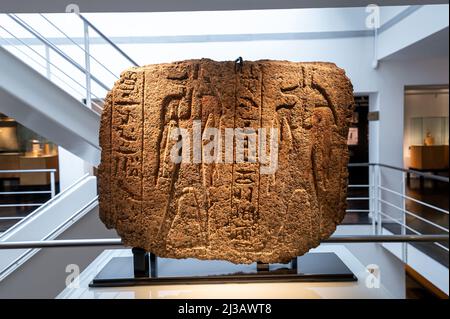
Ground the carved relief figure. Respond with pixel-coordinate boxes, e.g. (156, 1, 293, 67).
(98, 59, 354, 264)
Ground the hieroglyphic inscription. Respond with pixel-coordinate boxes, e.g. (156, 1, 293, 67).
(228, 63, 262, 251)
(98, 59, 354, 264)
(109, 71, 144, 244)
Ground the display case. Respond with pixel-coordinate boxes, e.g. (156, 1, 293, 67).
(409, 116, 449, 170)
(0, 113, 59, 183)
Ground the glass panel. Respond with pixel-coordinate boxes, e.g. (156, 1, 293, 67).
(444, 117, 449, 145)
(410, 117, 423, 145)
(410, 116, 449, 145)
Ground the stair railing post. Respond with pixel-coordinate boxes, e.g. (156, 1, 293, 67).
(50, 170, 55, 198)
(83, 19, 91, 109)
(370, 164, 376, 235)
(401, 171, 408, 263)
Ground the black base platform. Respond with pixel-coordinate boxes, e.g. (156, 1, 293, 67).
(89, 251, 357, 287)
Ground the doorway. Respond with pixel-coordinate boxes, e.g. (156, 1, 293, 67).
(344, 95, 370, 224)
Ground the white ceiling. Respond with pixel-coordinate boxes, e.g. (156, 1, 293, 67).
(0, 0, 448, 13)
(0, 6, 425, 41)
(382, 27, 449, 60)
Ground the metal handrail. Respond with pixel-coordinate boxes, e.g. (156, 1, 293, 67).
(37, 14, 118, 112)
(379, 184, 449, 215)
(378, 198, 449, 232)
(0, 191, 51, 195)
(0, 174, 90, 242)
(2, 13, 123, 112)
(375, 163, 449, 183)
(0, 235, 447, 250)
(0, 26, 106, 111)
(7, 14, 110, 92)
(0, 169, 56, 209)
(0, 202, 49, 208)
(0, 169, 56, 173)
(348, 163, 370, 167)
(0, 217, 25, 220)
(78, 14, 139, 67)
(349, 162, 449, 183)
(378, 210, 449, 252)
(39, 14, 119, 81)
(0, 195, 99, 280)
(347, 163, 449, 256)
(348, 184, 369, 188)
(0, 26, 90, 98)
(0, 32, 89, 99)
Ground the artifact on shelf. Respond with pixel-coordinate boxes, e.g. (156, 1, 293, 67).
(29, 139, 43, 157)
(424, 130, 435, 146)
(98, 59, 355, 264)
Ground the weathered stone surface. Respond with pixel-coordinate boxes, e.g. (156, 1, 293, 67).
(98, 59, 354, 264)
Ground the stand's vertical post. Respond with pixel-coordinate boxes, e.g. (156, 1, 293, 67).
(291, 257, 298, 272)
(256, 261, 269, 272)
(150, 253, 158, 278)
(132, 247, 149, 278)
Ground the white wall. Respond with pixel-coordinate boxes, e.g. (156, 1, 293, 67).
(368, 57, 449, 224)
(373, 57, 449, 168)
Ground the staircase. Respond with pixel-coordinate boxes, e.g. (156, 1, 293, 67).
(0, 47, 101, 166)
(0, 13, 137, 288)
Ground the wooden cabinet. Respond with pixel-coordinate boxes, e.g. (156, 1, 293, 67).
(1, 153, 59, 185)
(410, 145, 449, 170)
(19, 155, 59, 185)
(0, 153, 21, 178)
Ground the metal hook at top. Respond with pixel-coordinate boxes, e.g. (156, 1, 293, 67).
(235, 56, 244, 73)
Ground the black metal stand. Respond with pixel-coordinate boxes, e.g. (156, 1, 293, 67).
(150, 251, 157, 278)
(256, 261, 269, 272)
(257, 257, 298, 273)
(132, 247, 149, 277)
(131, 247, 158, 278)
(291, 257, 298, 270)
(89, 250, 357, 288)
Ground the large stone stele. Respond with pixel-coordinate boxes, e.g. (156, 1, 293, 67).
(98, 59, 355, 264)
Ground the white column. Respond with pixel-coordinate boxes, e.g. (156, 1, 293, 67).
(58, 146, 91, 191)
